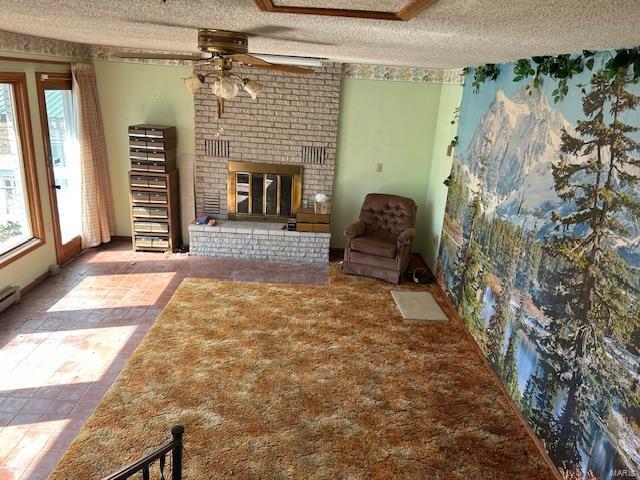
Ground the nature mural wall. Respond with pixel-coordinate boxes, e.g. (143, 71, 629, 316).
(437, 50, 640, 480)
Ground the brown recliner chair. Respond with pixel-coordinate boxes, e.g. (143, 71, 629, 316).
(342, 193, 417, 284)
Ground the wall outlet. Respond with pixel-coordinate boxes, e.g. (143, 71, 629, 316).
(376, 162, 383, 173)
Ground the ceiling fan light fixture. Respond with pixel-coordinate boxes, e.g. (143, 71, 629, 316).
(182, 74, 204, 94)
(212, 74, 239, 100)
(242, 79, 263, 100)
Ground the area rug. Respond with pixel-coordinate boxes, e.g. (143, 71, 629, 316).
(391, 291, 448, 321)
(50, 264, 554, 480)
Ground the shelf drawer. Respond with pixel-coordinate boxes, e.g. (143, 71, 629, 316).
(144, 126, 173, 139)
(145, 138, 171, 150)
(146, 151, 169, 162)
(134, 221, 169, 234)
(131, 191, 150, 203)
(147, 176, 168, 189)
(132, 206, 168, 219)
(128, 127, 147, 138)
(148, 192, 167, 204)
(134, 235, 169, 249)
(128, 138, 148, 149)
(129, 148, 148, 161)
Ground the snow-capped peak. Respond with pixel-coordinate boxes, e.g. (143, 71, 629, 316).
(458, 86, 574, 213)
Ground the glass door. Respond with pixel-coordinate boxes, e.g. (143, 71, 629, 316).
(37, 72, 81, 265)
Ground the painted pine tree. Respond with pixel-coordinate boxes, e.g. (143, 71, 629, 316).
(544, 69, 640, 469)
(502, 300, 526, 401)
(486, 251, 519, 370)
(450, 140, 491, 342)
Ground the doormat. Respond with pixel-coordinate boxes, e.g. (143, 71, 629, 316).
(391, 290, 448, 321)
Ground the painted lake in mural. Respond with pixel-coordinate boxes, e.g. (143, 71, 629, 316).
(437, 53, 640, 480)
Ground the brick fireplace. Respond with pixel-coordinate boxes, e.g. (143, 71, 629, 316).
(193, 62, 342, 217)
(188, 61, 342, 263)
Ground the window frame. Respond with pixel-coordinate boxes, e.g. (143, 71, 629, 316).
(36, 71, 81, 265)
(0, 72, 45, 267)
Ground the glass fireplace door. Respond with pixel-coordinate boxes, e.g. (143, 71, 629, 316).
(234, 171, 294, 218)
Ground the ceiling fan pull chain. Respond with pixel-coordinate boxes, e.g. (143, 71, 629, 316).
(216, 98, 224, 119)
(215, 98, 225, 137)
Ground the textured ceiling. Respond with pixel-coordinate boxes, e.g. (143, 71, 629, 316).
(1, 0, 639, 68)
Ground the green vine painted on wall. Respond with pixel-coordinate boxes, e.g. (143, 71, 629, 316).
(466, 47, 640, 102)
(446, 47, 640, 189)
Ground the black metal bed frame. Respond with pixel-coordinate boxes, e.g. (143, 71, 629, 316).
(102, 425, 184, 480)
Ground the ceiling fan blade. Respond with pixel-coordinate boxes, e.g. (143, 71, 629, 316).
(229, 53, 271, 66)
(229, 54, 313, 74)
(246, 63, 314, 74)
(113, 51, 204, 60)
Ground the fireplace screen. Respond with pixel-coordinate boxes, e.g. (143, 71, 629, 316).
(228, 161, 302, 220)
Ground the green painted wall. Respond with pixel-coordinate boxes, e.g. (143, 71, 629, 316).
(331, 77, 462, 267)
(424, 84, 463, 269)
(94, 60, 195, 236)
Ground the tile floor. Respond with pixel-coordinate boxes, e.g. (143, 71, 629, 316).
(0, 241, 327, 480)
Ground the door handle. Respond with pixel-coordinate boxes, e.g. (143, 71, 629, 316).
(54, 185, 61, 190)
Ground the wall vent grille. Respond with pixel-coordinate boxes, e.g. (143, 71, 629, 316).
(205, 139, 230, 157)
(203, 192, 221, 215)
(301, 146, 326, 165)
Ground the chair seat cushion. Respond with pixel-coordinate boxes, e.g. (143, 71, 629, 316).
(351, 235, 396, 259)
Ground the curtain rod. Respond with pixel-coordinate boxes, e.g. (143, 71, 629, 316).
(0, 55, 72, 66)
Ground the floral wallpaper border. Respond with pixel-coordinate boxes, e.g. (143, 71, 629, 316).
(0, 30, 90, 59)
(0, 30, 465, 83)
(87, 46, 191, 67)
(0, 30, 191, 66)
(342, 63, 464, 84)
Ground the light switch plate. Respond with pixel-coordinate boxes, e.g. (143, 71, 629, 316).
(376, 162, 383, 173)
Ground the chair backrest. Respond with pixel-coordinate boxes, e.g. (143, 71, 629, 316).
(359, 193, 417, 238)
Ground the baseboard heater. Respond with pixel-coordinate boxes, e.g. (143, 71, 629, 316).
(0, 286, 20, 313)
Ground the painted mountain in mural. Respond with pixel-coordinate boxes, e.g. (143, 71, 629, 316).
(457, 86, 640, 265)
(458, 86, 574, 216)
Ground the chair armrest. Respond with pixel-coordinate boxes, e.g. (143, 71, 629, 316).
(397, 228, 416, 246)
(344, 221, 366, 239)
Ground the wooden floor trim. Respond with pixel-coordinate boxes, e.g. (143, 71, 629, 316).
(20, 270, 50, 296)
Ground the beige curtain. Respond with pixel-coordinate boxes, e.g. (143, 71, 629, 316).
(72, 63, 115, 248)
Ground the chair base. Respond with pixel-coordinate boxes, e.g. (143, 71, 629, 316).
(342, 261, 402, 284)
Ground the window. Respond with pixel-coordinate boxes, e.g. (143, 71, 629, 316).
(0, 73, 44, 265)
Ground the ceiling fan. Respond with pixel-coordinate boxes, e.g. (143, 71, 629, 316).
(114, 29, 315, 130)
(114, 28, 313, 100)
(114, 29, 315, 72)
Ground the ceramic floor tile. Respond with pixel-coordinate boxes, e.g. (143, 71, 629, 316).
(0, 467, 22, 480)
(2, 430, 53, 469)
